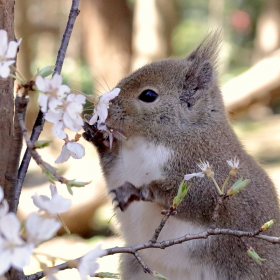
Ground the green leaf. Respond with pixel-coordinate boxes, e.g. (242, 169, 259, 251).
(96, 272, 120, 279)
(227, 178, 250, 196)
(247, 246, 265, 265)
(34, 140, 52, 148)
(151, 271, 169, 280)
(37, 65, 55, 77)
(66, 180, 91, 195)
(173, 180, 189, 207)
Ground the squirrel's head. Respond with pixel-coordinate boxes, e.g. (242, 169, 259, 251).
(106, 32, 227, 144)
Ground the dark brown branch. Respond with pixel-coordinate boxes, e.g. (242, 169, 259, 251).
(133, 252, 152, 274)
(54, 0, 80, 74)
(15, 0, 80, 212)
(212, 194, 228, 222)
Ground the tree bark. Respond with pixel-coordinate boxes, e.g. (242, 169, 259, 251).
(252, 0, 280, 63)
(131, 0, 178, 70)
(80, 0, 133, 93)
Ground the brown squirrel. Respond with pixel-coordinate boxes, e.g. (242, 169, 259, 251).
(83, 33, 280, 280)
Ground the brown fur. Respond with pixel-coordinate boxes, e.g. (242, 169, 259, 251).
(85, 32, 280, 279)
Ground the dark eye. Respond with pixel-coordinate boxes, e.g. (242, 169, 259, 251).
(138, 89, 158, 103)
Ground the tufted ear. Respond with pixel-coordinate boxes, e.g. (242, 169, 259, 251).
(186, 31, 221, 70)
(180, 32, 221, 105)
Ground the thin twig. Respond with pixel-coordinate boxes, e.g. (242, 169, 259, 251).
(133, 252, 152, 274)
(15, 0, 81, 212)
(150, 209, 177, 243)
(26, 226, 280, 280)
(54, 0, 80, 74)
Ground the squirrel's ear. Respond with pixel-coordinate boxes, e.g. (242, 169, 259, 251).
(186, 31, 221, 71)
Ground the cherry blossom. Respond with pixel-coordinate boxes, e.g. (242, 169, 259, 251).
(25, 212, 61, 246)
(45, 94, 86, 139)
(89, 88, 120, 125)
(184, 172, 204, 181)
(36, 73, 70, 113)
(0, 29, 21, 78)
(227, 157, 239, 169)
(0, 213, 33, 275)
(55, 142, 85, 164)
(32, 184, 72, 215)
(78, 244, 105, 280)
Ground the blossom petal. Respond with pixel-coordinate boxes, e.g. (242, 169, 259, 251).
(0, 60, 14, 78)
(63, 112, 81, 132)
(0, 30, 8, 57)
(89, 110, 98, 125)
(0, 199, 9, 218)
(0, 213, 22, 244)
(101, 88, 120, 103)
(11, 244, 33, 270)
(38, 93, 49, 113)
(53, 121, 67, 139)
(66, 142, 85, 159)
(56, 84, 70, 99)
(6, 38, 21, 58)
(0, 243, 12, 275)
(36, 76, 47, 93)
(55, 145, 70, 164)
(50, 73, 62, 90)
(184, 172, 204, 181)
(48, 98, 63, 112)
(25, 213, 61, 245)
(45, 109, 63, 123)
(78, 245, 105, 280)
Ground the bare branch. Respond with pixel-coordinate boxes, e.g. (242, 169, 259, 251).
(150, 208, 177, 243)
(133, 252, 152, 274)
(25, 225, 280, 280)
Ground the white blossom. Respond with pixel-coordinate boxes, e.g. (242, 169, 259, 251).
(36, 73, 70, 113)
(197, 161, 210, 172)
(55, 142, 85, 164)
(227, 157, 239, 169)
(0, 186, 3, 202)
(184, 172, 204, 181)
(32, 184, 72, 215)
(25, 212, 61, 246)
(0, 29, 21, 78)
(0, 213, 33, 275)
(78, 245, 105, 280)
(45, 94, 86, 138)
(89, 88, 120, 125)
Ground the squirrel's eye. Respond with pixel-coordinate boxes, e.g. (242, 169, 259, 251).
(138, 89, 158, 103)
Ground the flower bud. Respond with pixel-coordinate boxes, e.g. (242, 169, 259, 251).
(173, 181, 189, 208)
(247, 246, 265, 265)
(34, 140, 52, 148)
(37, 65, 55, 78)
(261, 220, 274, 231)
(151, 271, 168, 280)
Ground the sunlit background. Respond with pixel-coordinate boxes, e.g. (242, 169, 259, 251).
(15, 0, 280, 278)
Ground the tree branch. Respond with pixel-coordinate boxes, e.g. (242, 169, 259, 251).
(25, 225, 279, 280)
(14, 0, 81, 212)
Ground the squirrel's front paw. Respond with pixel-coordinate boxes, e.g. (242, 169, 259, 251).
(82, 115, 108, 147)
(110, 182, 141, 211)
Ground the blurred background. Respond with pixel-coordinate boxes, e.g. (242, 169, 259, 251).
(15, 0, 280, 278)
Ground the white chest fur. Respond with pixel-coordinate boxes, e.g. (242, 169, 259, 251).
(104, 137, 217, 279)
(105, 136, 173, 189)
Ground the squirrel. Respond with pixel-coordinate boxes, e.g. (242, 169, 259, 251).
(83, 32, 280, 280)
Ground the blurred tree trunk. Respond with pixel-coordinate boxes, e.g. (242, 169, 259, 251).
(252, 0, 280, 63)
(131, 0, 178, 70)
(0, 0, 16, 189)
(80, 0, 133, 94)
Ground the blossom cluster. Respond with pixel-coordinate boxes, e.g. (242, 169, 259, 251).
(0, 185, 104, 279)
(36, 74, 86, 163)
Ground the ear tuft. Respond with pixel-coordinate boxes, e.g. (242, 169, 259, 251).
(187, 30, 222, 70)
